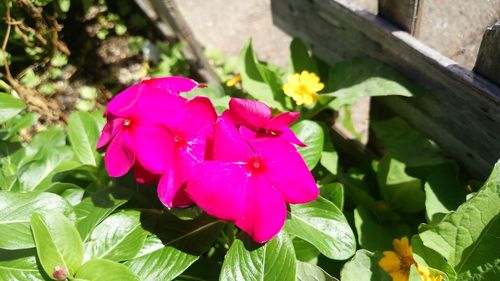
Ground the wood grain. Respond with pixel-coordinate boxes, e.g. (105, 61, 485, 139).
(474, 22, 500, 86)
(272, 0, 500, 179)
(378, 0, 423, 35)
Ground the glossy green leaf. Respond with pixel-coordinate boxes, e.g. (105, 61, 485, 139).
(67, 111, 100, 166)
(220, 232, 296, 281)
(74, 188, 129, 242)
(291, 120, 324, 170)
(239, 40, 283, 110)
(371, 118, 447, 167)
(19, 146, 78, 192)
(293, 238, 320, 262)
(0, 191, 72, 249)
(59, 186, 85, 206)
(30, 210, 83, 277)
(140, 212, 223, 255)
(285, 196, 356, 260)
(320, 183, 344, 210)
(320, 132, 338, 176)
(0, 93, 25, 124)
(340, 250, 391, 281)
(290, 38, 319, 74)
(375, 156, 425, 213)
(125, 235, 198, 281)
(418, 161, 500, 280)
(84, 210, 147, 262)
(75, 259, 139, 281)
(325, 58, 422, 110)
(296, 261, 338, 281)
(354, 207, 411, 252)
(0, 249, 47, 281)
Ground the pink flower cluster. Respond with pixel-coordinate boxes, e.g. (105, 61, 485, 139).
(98, 76, 319, 243)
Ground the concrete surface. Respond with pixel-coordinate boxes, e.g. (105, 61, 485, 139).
(175, 0, 500, 69)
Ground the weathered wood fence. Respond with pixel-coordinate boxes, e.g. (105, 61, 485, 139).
(272, 0, 500, 179)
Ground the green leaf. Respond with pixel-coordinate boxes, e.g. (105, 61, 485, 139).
(411, 235, 457, 281)
(125, 235, 198, 281)
(375, 156, 425, 213)
(285, 196, 356, 260)
(354, 207, 411, 252)
(30, 210, 83, 277)
(220, 232, 296, 281)
(19, 146, 77, 191)
(59, 186, 85, 206)
(293, 238, 320, 262)
(371, 118, 447, 167)
(290, 38, 319, 74)
(325, 58, 423, 110)
(0, 112, 39, 140)
(0, 249, 48, 281)
(140, 212, 223, 255)
(67, 111, 100, 166)
(320, 183, 344, 210)
(424, 163, 466, 222)
(84, 210, 147, 262)
(0, 93, 25, 124)
(291, 120, 324, 170)
(238, 40, 283, 110)
(75, 259, 139, 281)
(296, 261, 338, 281)
(74, 188, 129, 242)
(320, 132, 338, 176)
(0, 191, 72, 249)
(418, 161, 500, 280)
(340, 250, 391, 281)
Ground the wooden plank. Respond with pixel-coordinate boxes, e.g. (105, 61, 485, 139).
(271, 0, 500, 179)
(473, 22, 500, 86)
(378, 0, 423, 35)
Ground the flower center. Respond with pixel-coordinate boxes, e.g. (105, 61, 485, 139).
(400, 255, 415, 274)
(123, 119, 132, 127)
(246, 157, 265, 174)
(297, 84, 310, 95)
(174, 135, 187, 147)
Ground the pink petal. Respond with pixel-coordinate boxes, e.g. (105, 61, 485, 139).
(104, 130, 135, 177)
(279, 127, 306, 147)
(158, 170, 192, 208)
(266, 112, 300, 130)
(143, 76, 199, 94)
(235, 175, 286, 243)
(106, 84, 142, 116)
(133, 162, 161, 184)
(239, 125, 258, 141)
(130, 124, 174, 174)
(135, 87, 188, 128)
(157, 146, 199, 208)
(228, 98, 272, 128)
(212, 116, 253, 162)
(178, 96, 216, 140)
(250, 138, 318, 203)
(186, 161, 249, 221)
(97, 117, 124, 149)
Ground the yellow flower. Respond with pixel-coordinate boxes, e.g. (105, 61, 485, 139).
(282, 70, 324, 106)
(379, 237, 442, 281)
(226, 73, 241, 87)
(417, 264, 442, 281)
(379, 237, 415, 281)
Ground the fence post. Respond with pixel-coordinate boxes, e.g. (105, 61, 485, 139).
(473, 22, 500, 86)
(378, 0, 423, 35)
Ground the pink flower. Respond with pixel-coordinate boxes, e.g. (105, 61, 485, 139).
(186, 116, 318, 243)
(157, 96, 217, 208)
(223, 98, 305, 146)
(97, 77, 198, 178)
